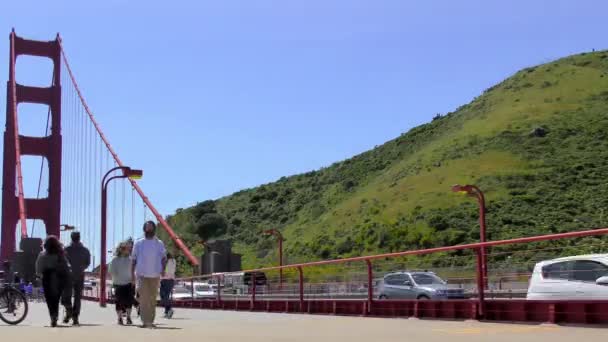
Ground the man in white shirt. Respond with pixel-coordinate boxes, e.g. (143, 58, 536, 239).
(131, 221, 167, 328)
(160, 252, 176, 318)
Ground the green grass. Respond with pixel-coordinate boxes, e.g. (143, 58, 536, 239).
(160, 50, 608, 275)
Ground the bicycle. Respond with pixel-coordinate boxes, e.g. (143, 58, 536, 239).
(0, 278, 29, 325)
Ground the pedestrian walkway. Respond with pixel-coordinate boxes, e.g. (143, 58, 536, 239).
(2, 302, 607, 341)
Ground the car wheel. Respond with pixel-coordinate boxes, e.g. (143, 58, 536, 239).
(379, 294, 388, 300)
(417, 295, 430, 300)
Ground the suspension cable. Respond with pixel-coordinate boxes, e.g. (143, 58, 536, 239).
(59, 40, 199, 266)
(131, 186, 135, 239)
(122, 179, 126, 241)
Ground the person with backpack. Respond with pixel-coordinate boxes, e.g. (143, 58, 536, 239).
(35, 236, 72, 327)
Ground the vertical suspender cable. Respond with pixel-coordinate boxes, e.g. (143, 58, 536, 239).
(93, 130, 98, 264)
(79, 100, 85, 237)
(131, 187, 135, 239)
(85, 106, 90, 242)
(60, 42, 198, 266)
(122, 179, 126, 241)
(113, 161, 117, 245)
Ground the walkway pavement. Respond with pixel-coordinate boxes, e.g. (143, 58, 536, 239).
(2, 302, 607, 341)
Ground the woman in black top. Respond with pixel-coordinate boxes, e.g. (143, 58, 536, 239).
(35, 235, 71, 327)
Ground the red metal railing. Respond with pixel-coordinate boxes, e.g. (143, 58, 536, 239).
(83, 226, 608, 324)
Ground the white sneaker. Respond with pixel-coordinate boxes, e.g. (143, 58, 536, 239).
(167, 309, 174, 319)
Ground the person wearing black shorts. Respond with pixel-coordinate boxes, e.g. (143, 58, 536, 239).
(109, 242, 135, 325)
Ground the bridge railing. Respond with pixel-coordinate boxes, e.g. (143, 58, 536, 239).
(84, 226, 608, 324)
(175, 227, 608, 322)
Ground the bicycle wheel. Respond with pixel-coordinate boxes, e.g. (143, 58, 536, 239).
(0, 287, 28, 325)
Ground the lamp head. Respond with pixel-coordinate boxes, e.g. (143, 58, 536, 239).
(451, 184, 474, 195)
(123, 167, 143, 180)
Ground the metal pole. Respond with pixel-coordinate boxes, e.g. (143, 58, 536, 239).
(190, 269, 195, 300)
(473, 186, 489, 289)
(278, 234, 283, 288)
(251, 271, 256, 309)
(100, 182, 107, 307)
(99, 166, 127, 307)
(215, 274, 222, 306)
(475, 248, 485, 318)
(297, 266, 304, 312)
(365, 259, 373, 313)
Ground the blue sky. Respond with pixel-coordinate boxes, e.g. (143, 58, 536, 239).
(1, 1, 607, 245)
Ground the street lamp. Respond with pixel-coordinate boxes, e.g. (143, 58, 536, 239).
(99, 166, 143, 307)
(60, 224, 75, 231)
(264, 229, 284, 287)
(59, 225, 75, 246)
(451, 184, 488, 289)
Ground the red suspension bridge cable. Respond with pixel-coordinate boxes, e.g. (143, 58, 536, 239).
(59, 42, 199, 266)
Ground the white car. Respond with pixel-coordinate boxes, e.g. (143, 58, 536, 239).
(171, 285, 194, 300)
(527, 254, 608, 300)
(185, 282, 218, 299)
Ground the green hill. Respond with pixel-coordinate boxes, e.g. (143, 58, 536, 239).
(162, 50, 608, 275)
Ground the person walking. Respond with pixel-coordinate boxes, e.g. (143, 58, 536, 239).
(131, 221, 167, 328)
(63, 231, 91, 325)
(109, 242, 135, 325)
(160, 252, 176, 318)
(35, 236, 71, 327)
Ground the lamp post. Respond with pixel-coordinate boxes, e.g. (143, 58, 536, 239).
(264, 229, 284, 288)
(99, 166, 142, 307)
(451, 184, 488, 289)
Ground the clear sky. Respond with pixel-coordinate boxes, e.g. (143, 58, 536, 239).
(1, 1, 607, 241)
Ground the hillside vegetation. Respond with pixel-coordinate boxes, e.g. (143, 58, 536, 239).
(161, 50, 608, 275)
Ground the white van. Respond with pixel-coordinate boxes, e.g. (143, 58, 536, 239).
(527, 254, 608, 300)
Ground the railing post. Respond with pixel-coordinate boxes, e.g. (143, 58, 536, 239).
(215, 274, 222, 307)
(365, 259, 373, 315)
(190, 271, 195, 300)
(250, 271, 256, 310)
(298, 266, 304, 312)
(475, 248, 486, 319)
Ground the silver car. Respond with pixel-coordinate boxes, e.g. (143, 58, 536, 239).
(378, 271, 465, 300)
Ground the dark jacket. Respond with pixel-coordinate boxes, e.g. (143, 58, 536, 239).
(65, 243, 91, 277)
(35, 252, 71, 278)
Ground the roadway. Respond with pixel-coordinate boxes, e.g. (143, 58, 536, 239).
(2, 302, 607, 341)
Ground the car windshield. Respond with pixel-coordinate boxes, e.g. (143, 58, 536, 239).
(195, 285, 211, 292)
(411, 273, 446, 285)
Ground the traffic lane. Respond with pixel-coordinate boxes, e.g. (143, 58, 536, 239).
(3, 302, 607, 342)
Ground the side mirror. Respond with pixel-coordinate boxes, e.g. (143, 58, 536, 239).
(596, 276, 608, 286)
(403, 281, 413, 287)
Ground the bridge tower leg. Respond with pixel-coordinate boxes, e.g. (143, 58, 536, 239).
(0, 31, 62, 262)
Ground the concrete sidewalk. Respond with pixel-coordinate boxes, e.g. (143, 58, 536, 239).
(1, 302, 606, 341)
